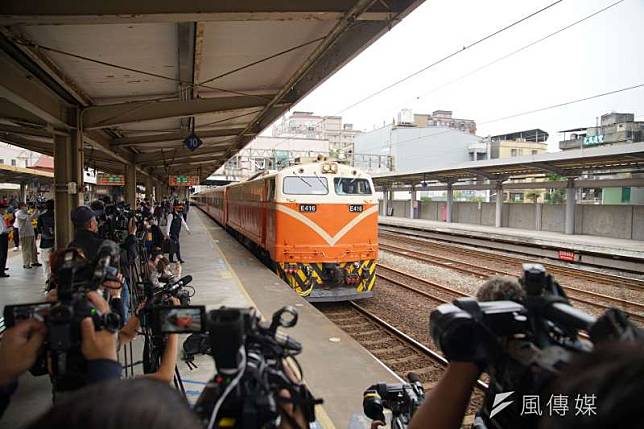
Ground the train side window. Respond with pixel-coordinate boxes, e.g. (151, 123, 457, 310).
(334, 178, 372, 195)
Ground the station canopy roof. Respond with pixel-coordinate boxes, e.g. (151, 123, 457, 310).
(0, 163, 53, 184)
(373, 142, 644, 187)
(0, 0, 423, 183)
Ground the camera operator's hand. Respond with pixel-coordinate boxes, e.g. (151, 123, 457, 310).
(80, 318, 117, 362)
(408, 362, 480, 429)
(277, 360, 308, 429)
(0, 319, 46, 385)
(103, 273, 124, 299)
(128, 217, 137, 235)
(86, 291, 110, 314)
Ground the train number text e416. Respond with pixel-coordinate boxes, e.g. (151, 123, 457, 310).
(299, 204, 317, 213)
(349, 204, 364, 213)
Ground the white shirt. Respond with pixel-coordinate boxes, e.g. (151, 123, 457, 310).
(165, 212, 190, 236)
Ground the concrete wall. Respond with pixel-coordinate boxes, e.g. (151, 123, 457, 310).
(383, 199, 643, 240)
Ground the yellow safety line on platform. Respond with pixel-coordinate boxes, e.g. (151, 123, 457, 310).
(196, 209, 337, 429)
(197, 209, 258, 310)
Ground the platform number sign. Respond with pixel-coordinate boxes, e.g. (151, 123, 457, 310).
(349, 204, 363, 213)
(183, 132, 203, 151)
(299, 204, 317, 213)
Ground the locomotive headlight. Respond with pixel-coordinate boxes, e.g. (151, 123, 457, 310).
(322, 163, 338, 174)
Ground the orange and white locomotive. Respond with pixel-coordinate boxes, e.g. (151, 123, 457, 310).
(193, 161, 378, 301)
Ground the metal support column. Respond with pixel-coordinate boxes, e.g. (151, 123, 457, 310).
(446, 183, 453, 223)
(381, 189, 388, 216)
(495, 181, 504, 228)
(54, 134, 73, 248)
(535, 203, 543, 231)
(565, 178, 576, 235)
(386, 188, 394, 216)
(125, 163, 137, 207)
(145, 176, 153, 201)
(70, 128, 84, 207)
(19, 183, 26, 203)
(409, 186, 417, 219)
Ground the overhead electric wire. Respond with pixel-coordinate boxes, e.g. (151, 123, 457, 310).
(399, 0, 625, 112)
(361, 82, 644, 152)
(331, 0, 565, 117)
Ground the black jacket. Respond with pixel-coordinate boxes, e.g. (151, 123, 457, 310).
(37, 209, 55, 249)
(68, 229, 103, 261)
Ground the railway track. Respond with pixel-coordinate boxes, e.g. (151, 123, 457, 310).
(379, 241, 644, 324)
(380, 229, 644, 292)
(319, 301, 487, 392)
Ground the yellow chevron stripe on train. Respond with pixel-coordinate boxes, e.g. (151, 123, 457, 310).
(193, 161, 378, 302)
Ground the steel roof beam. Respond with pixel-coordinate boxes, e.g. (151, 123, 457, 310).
(139, 150, 228, 167)
(529, 162, 569, 177)
(113, 127, 247, 147)
(0, 1, 402, 25)
(82, 94, 276, 129)
(0, 49, 72, 130)
(135, 139, 236, 164)
(177, 22, 195, 130)
(0, 133, 54, 156)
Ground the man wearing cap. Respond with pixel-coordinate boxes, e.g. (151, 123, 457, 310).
(69, 206, 102, 260)
(69, 205, 130, 322)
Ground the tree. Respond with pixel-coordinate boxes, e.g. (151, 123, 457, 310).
(525, 191, 540, 203)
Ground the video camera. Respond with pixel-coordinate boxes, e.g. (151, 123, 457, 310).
(3, 241, 123, 391)
(363, 373, 425, 429)
(138, 275, 196, 374)
(101, 202, 144, 243)
(193, 306, 322, 429)
(429, 264, 643, 429)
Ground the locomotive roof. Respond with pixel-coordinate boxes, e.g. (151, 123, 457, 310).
(194, 161, 371, 195)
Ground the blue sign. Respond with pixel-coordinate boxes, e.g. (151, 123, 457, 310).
(183, 132, 203, 151)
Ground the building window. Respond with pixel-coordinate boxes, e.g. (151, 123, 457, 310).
(621, 187, 631, 203)
(11, 159, 16, 166)
(532, 150, 538, 155)
(511, 149, 518, 157)
(0, 159, 3, 164)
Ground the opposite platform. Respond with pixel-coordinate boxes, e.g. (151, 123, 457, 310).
(380, 216, 644, 272)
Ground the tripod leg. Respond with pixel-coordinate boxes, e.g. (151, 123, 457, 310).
(174, 365, 187, 397)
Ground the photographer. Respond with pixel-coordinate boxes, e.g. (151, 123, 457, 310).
(0, 291, 121, 418)
(148, 250, 182, 289)
(405, 276, 526, 429)
(69, 207, 130, 322)
(69, 206, 103, 260)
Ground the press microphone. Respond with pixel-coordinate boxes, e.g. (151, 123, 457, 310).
(164, 275, 193, 295)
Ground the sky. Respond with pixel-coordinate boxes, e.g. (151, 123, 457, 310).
(284, 0, 644, 151)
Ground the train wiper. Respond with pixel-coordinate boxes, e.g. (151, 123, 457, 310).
(296, 175, 312, 187)
(313, 172, 328, 192)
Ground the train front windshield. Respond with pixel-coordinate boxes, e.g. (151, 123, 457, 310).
(334, 178, 372, 195)
(283, 176, 329, 195)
